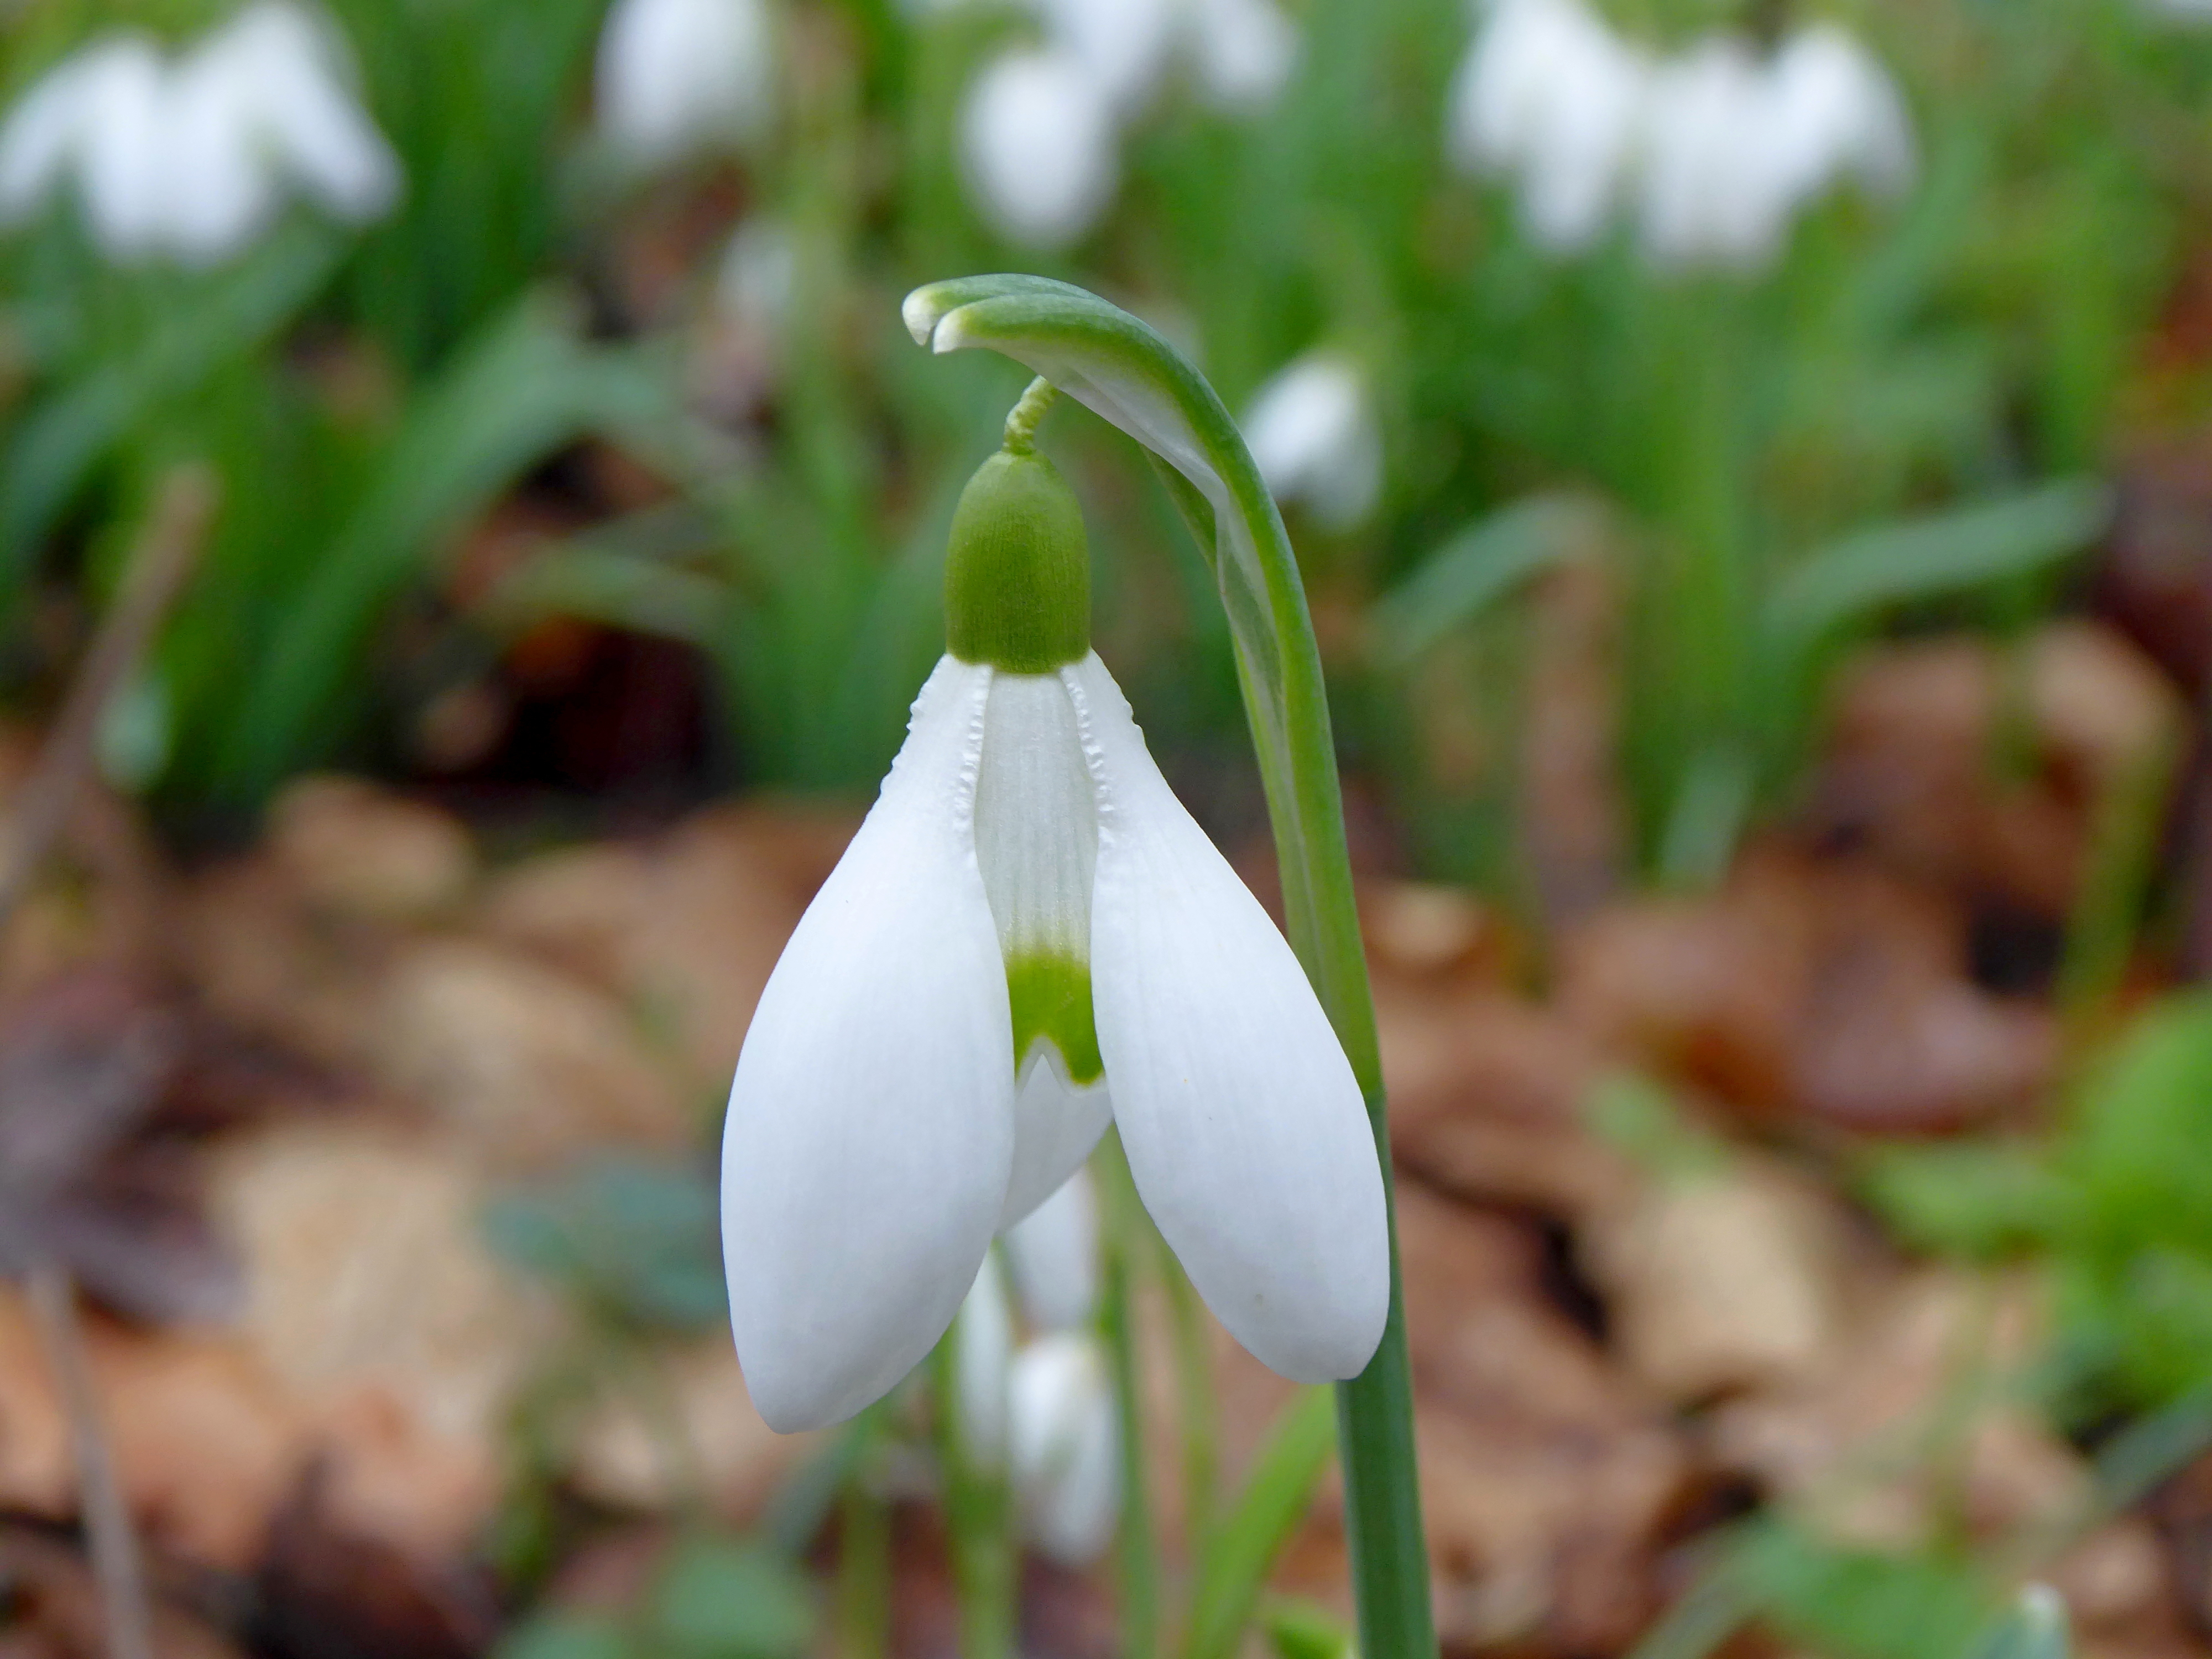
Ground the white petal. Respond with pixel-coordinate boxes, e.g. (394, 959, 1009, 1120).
(1004, 1044, 1113, 1227)
(954, 1251, 1014, 1467)
(1034, 0, 1177, 112)
(1067, 653, 1387, 1382)
(975, 671, 1097, 963)
(1003, 1165, 1100, 1332)
(68, 39, 170, 260)
(1240, 351, 1381, 531)
(1637, 38, 1792, 270)
(1186, 0, 1298, 111)
(0, 46, 109, 221)
(160, 50, 279, 263)
(959, 48, 1119, 250)
(218, 2, 399, 223)
(722, 656, 1015, 1432)
(1009, 1333, 1119, 1564)
(597, 0, 774, 163)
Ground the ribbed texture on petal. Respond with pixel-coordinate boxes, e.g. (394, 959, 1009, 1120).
(1066, 653, 1387, 1381)
(722, 656, 1014, 1432)
(975, 672, 1096, 962)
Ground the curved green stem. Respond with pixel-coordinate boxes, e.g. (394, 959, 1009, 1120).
(906, 275, 1434, 1659)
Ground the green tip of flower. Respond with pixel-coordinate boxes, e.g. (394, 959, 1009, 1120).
(945, 447, 1091, 673)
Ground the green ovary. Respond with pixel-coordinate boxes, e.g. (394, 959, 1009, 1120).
(1004, 951, 1103, 1085)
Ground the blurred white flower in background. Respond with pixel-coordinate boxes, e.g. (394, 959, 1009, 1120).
(1447, 0, 1648, 252)
(962, 48, 1121, 249)
(953, 0, 1300, 248)
(0, 1, 398, 265)
(1447, 0, 1914, 272)
(596, 0, 774, 166)
(1241, 351, 1384, 530)
(948, 1167, 1119, 1564)
(1008, 1332, 1119, 1564)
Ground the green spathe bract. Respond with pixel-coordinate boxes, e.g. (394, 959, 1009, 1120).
(945, 450, 1091, 674)
(1005, 950, 1102, 1085)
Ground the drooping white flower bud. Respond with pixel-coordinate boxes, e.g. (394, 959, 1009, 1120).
(596, 0, 774, 166)
(1008, 1333, 1119, 1564)
(0, 3, 395, 265)
(1241, 351, 1383, 531)
(1187, 0, 1300, 111)
(1447, 0, 1648, 252)
(960, 47, 1121, 249)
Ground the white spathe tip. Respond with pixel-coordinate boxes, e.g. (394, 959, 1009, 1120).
(960, 47, 1120, 250)
(1240, 351, 1383, 531)
(1009, 1333, 1120, 1564)
(597, 0, 774, 165)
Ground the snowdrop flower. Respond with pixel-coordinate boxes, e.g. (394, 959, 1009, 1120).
(1003, 1165, 1100, 1333)
(1635, 37, 1788, 270)
(596, 0, 773, 166)
(1241, 352, 1383, 531)
(1009, 1333, 1119, 1564)
(956, 0, 1296, 247)
(1447, 0, 1649, 252)
(1636, 27, 1912, 270)
(722, 432, 1390, 1433)
(1762, 25, 1914, 206)
(961, 48, 1121, 249)
(0, 3, 395, 265)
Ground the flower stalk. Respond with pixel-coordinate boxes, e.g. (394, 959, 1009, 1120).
(902, 275, 1434, 1659)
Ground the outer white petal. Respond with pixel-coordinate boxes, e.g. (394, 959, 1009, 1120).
(722, 656, 1014, 1432)
(960, 48, 1120, 251)
(161, 49, 279, 263)
(954, 1252, 1014, 1467)
(1066, 653, 1387, 1381)
(0, 48, 106, 222)
(67, 39, 169, 260)
(1034, 0, 1177, 112)
(1187, 0, 1299, 111)
(1765, 24, 1913, 205)
(597, 0, 774, 163)
(1009, 1334, 1119, 1564)
(220, 2, 399, 223)
(1637, 37, 1790, 271)
(1003, 1165, 1100, 1332)
(1240, 351, 1381, 531)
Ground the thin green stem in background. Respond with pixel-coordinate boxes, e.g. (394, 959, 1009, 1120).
(906, 275, 1434, 1659)
(933, 1314, 1016, 1659)
(1158, 1239, 1221, 1555)
(1099, 1134, 1163, 1659)
(836, 1454, 893, 1659)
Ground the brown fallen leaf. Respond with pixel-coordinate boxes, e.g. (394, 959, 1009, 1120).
(0, 1525, 243, 1659)
(1707, 1270, 2083, 1552)
(1393, 1185, 1691, 1653)
(266, 776, 477, 926)
(207, 1120, 562, 1554)
(567, 1335, 815, 1520)
(1375, 980, 1629, 1225)
(480, 802, 851, 1084)
(375, 940, 690, 1170)
(1582, 1154, 1863, 1406)
(0, 1288, 305, 1569)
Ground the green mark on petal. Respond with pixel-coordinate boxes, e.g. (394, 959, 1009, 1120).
(1005, 951, 1102, 1085)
